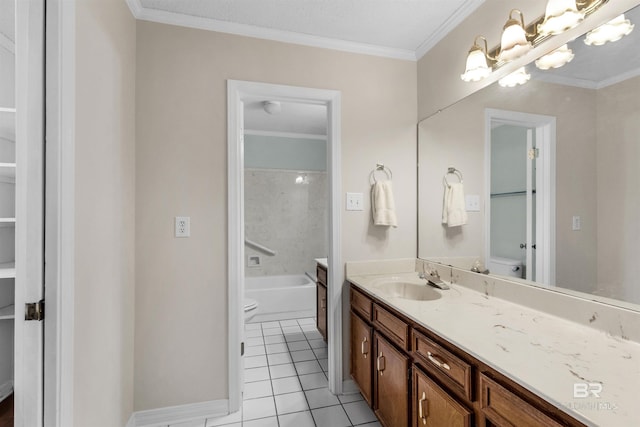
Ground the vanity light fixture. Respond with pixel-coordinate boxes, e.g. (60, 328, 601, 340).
(584, 14, 634, 46)
(498, 10, 534, 62)
(498, 67, 531, 87)
(538, 0, 585, 36)
(460, 36, 494, 82)
(535, 44, 575, 69)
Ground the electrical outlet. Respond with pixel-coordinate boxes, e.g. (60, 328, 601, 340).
(572, 215, 581, 231)
(346, 192, 364, 211)
(175, 216, 190, 237)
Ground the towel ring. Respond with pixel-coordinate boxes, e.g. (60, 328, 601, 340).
(443, 167, 463, 187)
(370, 163, 393, 184)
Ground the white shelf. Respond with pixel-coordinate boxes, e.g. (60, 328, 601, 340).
(0, 108, 16, 114)
(0, 262, 15, 279)
(0, 163, 15, 183)
(0, 304, 14, 320)
(0, 218, 15, 228)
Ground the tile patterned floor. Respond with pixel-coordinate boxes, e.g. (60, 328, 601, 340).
(178, 317, 381, 427)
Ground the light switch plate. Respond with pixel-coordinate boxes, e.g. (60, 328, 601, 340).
(346, 192, 364, 211)
(465, 195, 480, 212)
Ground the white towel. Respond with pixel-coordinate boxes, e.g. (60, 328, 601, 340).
(371, 181, 398, 227)
(442, 182, 467, 227)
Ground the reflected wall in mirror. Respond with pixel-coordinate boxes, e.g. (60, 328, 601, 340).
(418, 4, 640, 307)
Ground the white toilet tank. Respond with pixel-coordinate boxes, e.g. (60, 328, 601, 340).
(488, 257, 523, 278)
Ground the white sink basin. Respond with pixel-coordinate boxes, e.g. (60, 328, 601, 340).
(371, 279, 442, 301)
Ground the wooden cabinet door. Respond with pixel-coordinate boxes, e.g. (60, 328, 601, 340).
(350, 312, 373, 405)
(374, 332, 410, 427)
(413, 366, 472, 427)
(316, 283, 327, 341)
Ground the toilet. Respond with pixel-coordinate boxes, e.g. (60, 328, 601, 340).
(244, 298, 259, 323)
(488, 257, 523, 278)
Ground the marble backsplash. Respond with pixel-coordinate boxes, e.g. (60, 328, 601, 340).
(245, 169, 328, 277)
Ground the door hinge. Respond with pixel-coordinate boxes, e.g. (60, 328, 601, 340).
(25, 300, 45, 321)
(528, 148, 539, 160)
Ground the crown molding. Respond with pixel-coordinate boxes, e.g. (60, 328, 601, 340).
(415, 0, 485, 60)
(126, 0, 417, 61)
(532, 65, 640, 90)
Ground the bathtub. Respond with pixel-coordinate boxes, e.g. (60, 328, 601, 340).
(245, 274, 316, 323)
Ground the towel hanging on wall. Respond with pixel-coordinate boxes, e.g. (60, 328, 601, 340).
(372, 180, 398, 227)
(442, 182, 467, 227)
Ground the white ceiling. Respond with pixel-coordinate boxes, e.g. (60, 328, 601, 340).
(133, 0, 485, 60)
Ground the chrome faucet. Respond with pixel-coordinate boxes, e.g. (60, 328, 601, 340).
(419, 266, 450, 290)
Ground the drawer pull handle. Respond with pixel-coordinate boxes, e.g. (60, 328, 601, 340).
(361, 337, 369, 358)
(377, 353, 385, 375)
(418, 391, 428, 424)
(321, 298, 326, 310)
(427, 351, 451, 371)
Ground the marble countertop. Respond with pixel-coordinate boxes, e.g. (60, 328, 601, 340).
(315, 258, 328, 268)
(347, 271, 640, 427)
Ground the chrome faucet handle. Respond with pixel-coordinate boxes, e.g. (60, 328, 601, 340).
(431, 269, 440, 279)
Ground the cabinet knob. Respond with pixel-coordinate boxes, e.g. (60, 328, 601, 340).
(418, 391, 428, 424)
(376, 352, 385, 375)
(361, 337, 369, 358)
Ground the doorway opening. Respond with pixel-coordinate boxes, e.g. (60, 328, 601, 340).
(227, 81, 342, 412)
(485, 108, 556, 286)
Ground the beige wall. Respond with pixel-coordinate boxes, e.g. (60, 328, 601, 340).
(418, 79, 598, 293)
(135, 22, 417, 410)
(596, 75, 640, 304)
(74, 0, 136, 425)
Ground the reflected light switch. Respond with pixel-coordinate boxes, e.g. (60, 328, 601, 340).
(465, 195, 480, 212)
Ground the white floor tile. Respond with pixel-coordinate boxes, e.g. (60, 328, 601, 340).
(261, 321, 281, 329)
(274, 391, 309, 415)
(318, 358, 328, 372)
(245, 323, 261, 330)
(312, 347, 328, 359)
(205, 409, 241, 426)
(287, 340, 311, 351)
(357, 422, 382, 427)
(304, 387, 340, 409)
(243, 380, 273, 400)
(206, 423, 239, 427)
(291, 349, 316, 362)
(282, 325, 303, 334)
(278, 410, 316, 427)
(263, 334, 286, 344)
(242, 416, 278, 427)
(242, 396, 276, 421)
(170, 420, 205, 427)
(311, 405, 351, 427)
(265, 343, 288, 354)
(300, 323, 318, 332)
(299, 372, 328, 390)
(244, 367, 270, 383)
(269, 363, 297, 379)
(245, 355, 268, 369)
(246, 329, 263, 338)
(271, 376, 302, 395)
(267, 352, 292, 366)
(338, 392, 364, 404)
(343, 400, 377, 425)
(304, 330, 323, 340)
(294, 360, 323, 375)
(263, 328, 284, 336)
(245, 345, 266, 357)
(297, 318, 316, 325)
(308, 338, 326, 349)
(284, 332, 307, 342)
(246, 336, 265, 347)
(279, 319, 299, 327)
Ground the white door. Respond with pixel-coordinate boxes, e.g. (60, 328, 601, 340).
(14, 0, 45, 424)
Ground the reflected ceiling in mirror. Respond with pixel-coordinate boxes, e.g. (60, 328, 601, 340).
(418, 3, 640, 309)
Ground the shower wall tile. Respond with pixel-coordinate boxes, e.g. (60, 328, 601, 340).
(245, 169, 328, 277)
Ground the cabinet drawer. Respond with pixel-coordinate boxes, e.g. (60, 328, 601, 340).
(413, 366, 472, 427)
(412, 329, 473, 400)
(317, 264, 327, 285)
(350, 286, 373, 321)
(480, 374, 564, 427)
(373, 303, 409, 351)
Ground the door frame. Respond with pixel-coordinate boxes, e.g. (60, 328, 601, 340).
(484, 108, 556, 286)
(227, 80, 342, 412)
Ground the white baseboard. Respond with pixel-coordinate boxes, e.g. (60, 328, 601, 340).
(0, 380, 13, 402)
(129, 399, 228, 427)
(341, 379, 360, 395)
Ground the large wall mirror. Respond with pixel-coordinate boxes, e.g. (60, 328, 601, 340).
(418, 2, 640, 309)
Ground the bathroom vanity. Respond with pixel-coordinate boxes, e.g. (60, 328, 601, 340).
(316, 260, 328, 342)
(346, 260, 640, 427)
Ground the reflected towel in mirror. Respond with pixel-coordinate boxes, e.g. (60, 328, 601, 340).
(442, 182, 467, 227)
(371, 180, 398, 227)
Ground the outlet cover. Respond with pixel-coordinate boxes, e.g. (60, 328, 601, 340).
(572, 215, 581, 231)
(465, 195, 480, 212)
(175, 216, 190, 237)
(346, 192, 364, 211)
